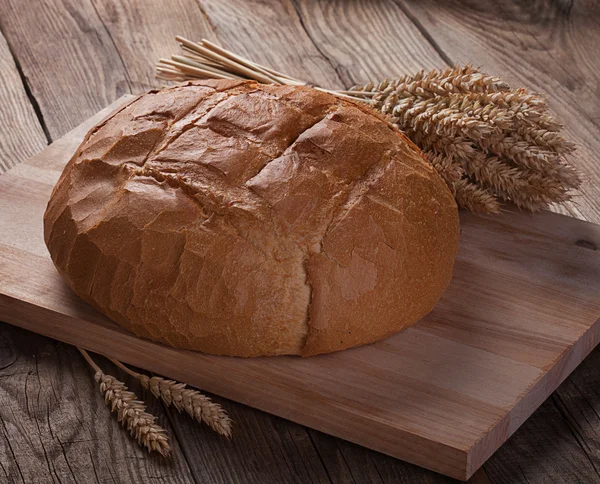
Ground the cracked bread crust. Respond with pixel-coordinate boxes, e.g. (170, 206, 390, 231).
(43, 80, 460, 357)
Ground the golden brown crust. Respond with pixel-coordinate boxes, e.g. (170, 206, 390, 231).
(44, 80, 460, 357)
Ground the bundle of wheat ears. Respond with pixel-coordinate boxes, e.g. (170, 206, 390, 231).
(156, 36, 581, 214)
(78, 348, 232, 456)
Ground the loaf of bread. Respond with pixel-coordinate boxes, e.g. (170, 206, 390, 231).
(44, 80, 460, 357)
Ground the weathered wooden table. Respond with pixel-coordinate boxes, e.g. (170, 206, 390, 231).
(1, 1, 599, 483)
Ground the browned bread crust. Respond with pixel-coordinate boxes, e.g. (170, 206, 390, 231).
(44, 80, 460, 356)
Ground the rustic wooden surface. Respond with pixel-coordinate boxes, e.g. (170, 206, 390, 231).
(2, 101, 599, 480)
(0, 0, 598, 482)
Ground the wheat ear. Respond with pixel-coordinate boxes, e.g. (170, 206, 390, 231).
(78, 348, 171, 456)
(110, 359, 233, 439)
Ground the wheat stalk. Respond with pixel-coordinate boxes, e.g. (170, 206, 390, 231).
(110, 359, 233, 438)
(78, 348, 171, 457)
(156, 37, 581, 215)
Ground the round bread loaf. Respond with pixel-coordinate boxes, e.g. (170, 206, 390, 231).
(44, 80, 460, 357)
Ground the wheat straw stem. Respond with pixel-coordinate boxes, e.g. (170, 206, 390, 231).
(78, 347, 102, 373)
(336, 89, 377, 97)
(171, 55, 246, 79)
(199, 38, 299, 82)
(175, 36, 277, 84)
(156, 66, 184, 76)
(180, 47, 223, 67)
(159, 58, 235, 80)
(165, 38, 374, 103)
(316, 86, 375, 103)
(199, 38, 305, 85)
(110, 358, 143, 378)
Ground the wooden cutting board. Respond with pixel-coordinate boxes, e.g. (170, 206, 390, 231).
(1, 96, 599, 481)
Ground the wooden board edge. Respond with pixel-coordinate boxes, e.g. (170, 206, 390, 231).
(0, 292, 470, 480)
(465, 318, 600, 479)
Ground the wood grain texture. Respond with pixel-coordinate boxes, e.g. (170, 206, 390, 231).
(1, 0, 600, 482)
(0, 322, 507, 484)
(482, 391, 600, 483)
(1, 100, 599, 480)
(305, 429, 467, 483)
(292, 0, 447, 86)
(399, 0, 600, 224)
(0, 30, 47, 172)
(167, 399, 333, 484)
(0, 323, 197, 484)
(89, 0, 215, 92)
(0, 0, 130, 140)
(199, 0, 342, 88)
(481, 344, 600, 484)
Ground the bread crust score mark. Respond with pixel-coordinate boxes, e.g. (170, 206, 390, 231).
(44, 80, 460, 357)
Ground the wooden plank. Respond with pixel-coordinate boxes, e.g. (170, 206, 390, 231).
(305, 431, 381, 483)
(199, 0, 342, 88)
(396, 0, 600, 224)
(86, 0, 343, 91)
(551, 348, 600, 480)
(292, 0, 447, 86)
(0, 29, 46, 172)
(165, 399, 332, 484)
(1, 101, 599, 480)
(0, 323, 197, 484)
(89, 0, 215, 92)
(0, 0, 130, 139)
(168, 402, 464, 483)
